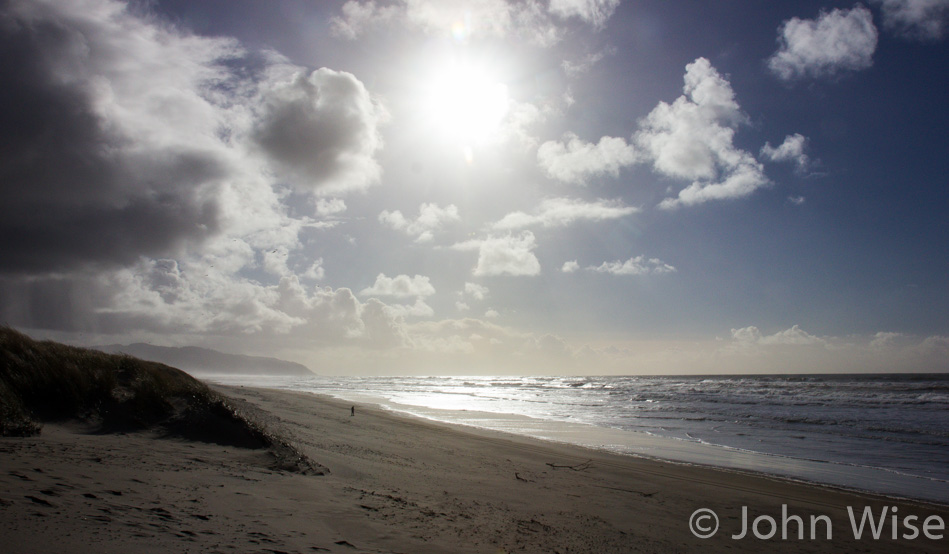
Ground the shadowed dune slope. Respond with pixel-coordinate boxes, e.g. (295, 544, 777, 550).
(0, 327, 321, 474)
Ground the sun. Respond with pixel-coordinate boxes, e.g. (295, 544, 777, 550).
(423, 60, 510, 149)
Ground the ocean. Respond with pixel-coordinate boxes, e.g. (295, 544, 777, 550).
(207, 373, 949, 505)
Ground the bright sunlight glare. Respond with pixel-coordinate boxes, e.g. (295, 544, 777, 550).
(424, 61, 510, 147)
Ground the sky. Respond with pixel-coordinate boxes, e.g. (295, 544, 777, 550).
(1, 0, 947, 375)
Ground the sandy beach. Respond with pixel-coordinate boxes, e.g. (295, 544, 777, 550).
(2, 385, 947, 553)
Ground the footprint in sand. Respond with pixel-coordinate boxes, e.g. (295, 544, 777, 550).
(24, 495, 55, 507)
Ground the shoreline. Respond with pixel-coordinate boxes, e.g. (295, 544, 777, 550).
(203, 375, 949, 506)
(280, 387, 949, 510)
(2, 384, 947, 553)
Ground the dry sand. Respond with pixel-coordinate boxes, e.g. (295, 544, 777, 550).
(2, 385, 947, 553)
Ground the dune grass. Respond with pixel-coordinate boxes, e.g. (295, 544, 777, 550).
(1, 326, 201, 436)
(0, 327, 320, 476)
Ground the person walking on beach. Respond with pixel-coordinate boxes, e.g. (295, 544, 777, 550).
(351, 406, 355, 417)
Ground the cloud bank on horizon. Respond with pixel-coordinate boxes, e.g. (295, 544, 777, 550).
(0, 0, 946, 374)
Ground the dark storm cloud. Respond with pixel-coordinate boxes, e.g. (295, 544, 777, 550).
(252, 67, 385, 195)
(0, 0, 399, 340)
(0, 0, 230, 273)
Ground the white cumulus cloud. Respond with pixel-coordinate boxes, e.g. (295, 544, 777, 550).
(561, 260, 580, 273)
(562, 49, 611, 77)
(873, 0, 949, 40)
(587, 256, 676, 275)
(330, 0, 402, 39)
(360, 273, 436, 298)
(332, 0, 624, 44)
(635, 58, 768, 209)
(315, 198, 347, 216)
(464, 282, 490, 300)
(379, 203, 460, 243)
(870, 331, 905, 348)
(493, 197, 639, 230)
(761, 324, 826, 346)
(768, 5, 878, 80)
(549, 0, 621, 27)
(331, 0, 600, 46)
(537, 133, 639, 184)
(384, 297, 435, 318)
(730, 324, 826, 347)
(452, 232, 542, 277)
(760, 133, 810, 171)
(303, 258, 326, 280)
(545, 58, 779, 209)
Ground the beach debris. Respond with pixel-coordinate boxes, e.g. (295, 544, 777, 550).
(594, 484, 658, 497)
(545, 459, 593, 472)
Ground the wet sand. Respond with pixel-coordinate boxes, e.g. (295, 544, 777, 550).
(1, 385, 946, 553)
